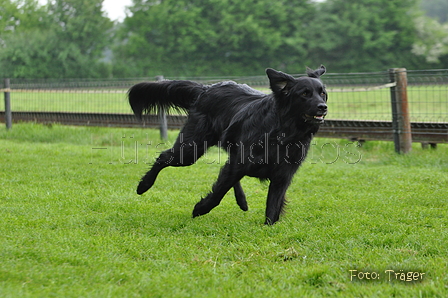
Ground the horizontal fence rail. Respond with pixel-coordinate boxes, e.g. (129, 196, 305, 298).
(2, 69, 448, 151)
(1, 112, 446, 144)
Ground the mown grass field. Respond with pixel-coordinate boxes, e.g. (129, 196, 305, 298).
(1, 123, 447, 297)
(2, 84, 448, 122)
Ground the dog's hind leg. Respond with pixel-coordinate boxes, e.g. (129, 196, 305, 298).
(233, 181, 248, 211)
(137, 125, 212, 195)
(192, 164, 244, 217)
(136, 148, 174, 195)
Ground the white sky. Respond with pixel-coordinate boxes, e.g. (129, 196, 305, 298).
(37, 0, 132, 22)
(102, 0, 132, 21)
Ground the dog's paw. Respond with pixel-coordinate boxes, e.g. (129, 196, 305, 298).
(192, 206, 206, 218)
(136, 181, 152, 195)
(264, 216, 279, 225)
(239, 202, 248, 212)
(192, 199, 212, 217)
(235, 194, 248, 211)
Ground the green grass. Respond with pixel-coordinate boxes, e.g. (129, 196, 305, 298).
(2, 85, 447, 122)
(1, 123, 447, 297)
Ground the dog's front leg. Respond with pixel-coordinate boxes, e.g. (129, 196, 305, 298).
(264, 179, 292, 225)
(192, 164, 244, 218)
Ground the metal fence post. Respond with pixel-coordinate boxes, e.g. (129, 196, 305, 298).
(4, 78, 12, 130)
(156, 75, 168, 140)
(389, 68, 412, 154)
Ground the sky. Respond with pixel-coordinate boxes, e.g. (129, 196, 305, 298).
(102, 0, 132, 21)
(37, 0, 133, 22)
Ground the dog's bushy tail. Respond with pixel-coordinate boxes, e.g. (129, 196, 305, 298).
(128, 80, 206, 119)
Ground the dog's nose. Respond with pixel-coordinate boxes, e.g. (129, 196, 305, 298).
(317, 103, 327, 113)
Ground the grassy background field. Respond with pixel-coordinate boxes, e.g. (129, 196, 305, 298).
(2, 84, 448, 122)
(1, 123, 447, 297)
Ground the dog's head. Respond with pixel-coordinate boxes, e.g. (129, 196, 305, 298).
(266, 66, 328, 125)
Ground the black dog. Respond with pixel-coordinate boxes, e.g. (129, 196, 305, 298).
(128, 66, 328, 224)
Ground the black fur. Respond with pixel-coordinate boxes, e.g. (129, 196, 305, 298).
(128, 66, 328, 225)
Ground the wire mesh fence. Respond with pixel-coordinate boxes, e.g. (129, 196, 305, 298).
(2, 69, 447, 123)
(2, 68, 448, 150)
(1, 78, 139, 114)
(406, 69, 448, 123)
(324, 71, 394, 121)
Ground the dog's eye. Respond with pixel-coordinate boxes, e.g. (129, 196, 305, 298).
(302, 92, 309, 97)
(321, 92, 326, 97)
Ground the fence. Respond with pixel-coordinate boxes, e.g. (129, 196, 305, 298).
(2, 69, 448, 152)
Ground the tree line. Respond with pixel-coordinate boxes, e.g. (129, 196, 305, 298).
(1, 0, 447, 78)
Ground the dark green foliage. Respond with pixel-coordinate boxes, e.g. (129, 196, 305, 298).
(113, 0, 316, 76)
(0, 0, 447, 78)
(0, 0, 113, 78)
(113, 0, 448, 76)
(307, 0, 421, 72)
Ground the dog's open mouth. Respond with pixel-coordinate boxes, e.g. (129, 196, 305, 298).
(304, 114, 326, 123)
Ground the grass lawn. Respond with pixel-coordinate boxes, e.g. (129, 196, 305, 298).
(1, 123, 447, 297)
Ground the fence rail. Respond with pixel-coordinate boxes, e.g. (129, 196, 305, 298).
(1, 112, 446, 144)
(2, 69, 448, 152)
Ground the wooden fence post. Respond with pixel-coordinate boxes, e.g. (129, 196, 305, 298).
(156, 75, 168, 140)
(389, 68, 412, 154)
(4, 78, 12, 130)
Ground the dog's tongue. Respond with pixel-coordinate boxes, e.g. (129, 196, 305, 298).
(314, 115, 324, 120)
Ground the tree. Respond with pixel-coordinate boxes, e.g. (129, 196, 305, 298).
(2, 0, 447, 78)
(113, 0, 316, 77)
(47, 0, 113, 60)
(0, 0, 113, 78)
(306, 0, 422, 72)
(0, 0, 47, 34)
(1, 31, 55, 78)
(412, 16, 448, 63)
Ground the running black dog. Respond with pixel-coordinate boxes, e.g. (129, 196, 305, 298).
(128, 66, 328, 224)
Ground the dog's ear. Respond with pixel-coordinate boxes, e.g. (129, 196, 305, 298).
(266, 68, 296, 94)
(306, 65, 326, 78)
